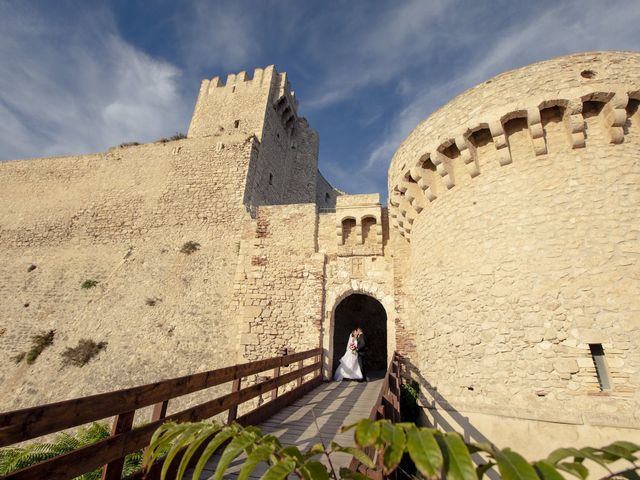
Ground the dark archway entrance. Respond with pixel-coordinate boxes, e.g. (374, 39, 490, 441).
(332, 294, 387, 375)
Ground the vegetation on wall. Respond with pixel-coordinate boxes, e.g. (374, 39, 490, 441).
(400, 380, 420, 423)
(146, 297, 161, 306)
(81, 279, 98, 289)
(62, 339, 107, 367)
(158, 133, 187, 143)
(12, 330, 56, 365)
(180, 241, 201, 255)
(146, 419, 640, 480)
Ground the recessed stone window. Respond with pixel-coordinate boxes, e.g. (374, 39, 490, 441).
(234, 120, 240, 128)
(269, 173, 273, 186)
(341, 218, 356, 245)
(325, 192, 330, 203)
(362, 217, 377, 245)
(589, 343, 611, 391)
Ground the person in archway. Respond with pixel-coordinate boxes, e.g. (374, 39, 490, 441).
(333, 329, 364, 381)
(356, 327, 368, 382)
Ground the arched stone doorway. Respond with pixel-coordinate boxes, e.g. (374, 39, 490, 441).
(332, 294, 387, 375)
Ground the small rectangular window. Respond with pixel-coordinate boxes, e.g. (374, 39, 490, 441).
(269, 173, 273, 186)
(325, 192, 330, 203)
(234, 120, 240, 128)
(589, 344, 611, 391)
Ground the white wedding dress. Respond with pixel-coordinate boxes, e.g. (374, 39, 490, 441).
(333, 334, 364, 381)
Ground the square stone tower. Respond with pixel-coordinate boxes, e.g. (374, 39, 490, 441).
(188, 66, 320, 207)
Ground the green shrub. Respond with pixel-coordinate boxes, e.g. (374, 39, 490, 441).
(156, 133, 186, 143)
(180, 241, 200, 255)
(0, 422, 143, 478)
(62, 339, 107, 367)
(12, 330, 55, 365)
(400, 380, 420, 422)
(26, 330, 55, 364)
(118, 142, 140, 148)
(81, 279, 98, 289)
(146, 419, 640, 480)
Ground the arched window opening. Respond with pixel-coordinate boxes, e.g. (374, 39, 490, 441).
(362, 217, 377, 245)
(341, 218, 356, 245)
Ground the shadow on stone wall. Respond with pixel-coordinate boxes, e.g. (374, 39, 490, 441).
(403, 359, 500, 480)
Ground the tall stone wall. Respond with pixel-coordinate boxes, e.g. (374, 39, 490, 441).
(0, 137, 255, 410)
(233, 204, 325, 363)
(387, 51, 640, 451)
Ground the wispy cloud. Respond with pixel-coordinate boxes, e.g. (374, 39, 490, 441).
(0, 3, 188, 160)
(302, 1, 452, 110)
(175, 1, 258, 75)
(357, 0, 640, 198)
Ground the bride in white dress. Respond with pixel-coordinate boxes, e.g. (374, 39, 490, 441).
(333, 330, 364, 381)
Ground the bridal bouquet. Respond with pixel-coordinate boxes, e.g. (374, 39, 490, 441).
(350, 343, 357, 355)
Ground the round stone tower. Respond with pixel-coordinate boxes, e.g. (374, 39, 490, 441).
(388, 51, 640, 454)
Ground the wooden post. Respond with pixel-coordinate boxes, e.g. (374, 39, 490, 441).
(142, 400, 169, 461)
(227, 378, 241, 423)
(151, 400, 169, 422)
(101, 410, 135, 480)
(271, 366, 281, 401)
(296, 360, 304, 387)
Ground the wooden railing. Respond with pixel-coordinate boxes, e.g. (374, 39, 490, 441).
(349, 351, 404, 480)
(0, 348, 322, 480)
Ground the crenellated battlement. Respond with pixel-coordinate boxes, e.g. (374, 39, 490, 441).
(188, 65, 298, 140)
(388, 51, 640, 240)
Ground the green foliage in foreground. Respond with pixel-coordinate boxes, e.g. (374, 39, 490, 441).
(147, 419, 640, 480)
(0, 422, 143, 479)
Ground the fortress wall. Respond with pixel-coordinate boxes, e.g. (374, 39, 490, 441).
(317, 212, 337, 254)
(0, 137, 256, 410)
(246, 107, 318, 207)
(282, 120, 319, 205)
(187, 67, 273, 140)
(389, 51, 640, 190)
(407, 137, 640, 431)
(387, 51, 640, 237)
(316, 201, 396, 377)
(386, 51, 640, 455)
(316, 171, 340, 208)
(233, 204, 324, 365)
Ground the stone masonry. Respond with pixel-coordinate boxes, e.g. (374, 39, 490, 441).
(1, 52, 639, 456)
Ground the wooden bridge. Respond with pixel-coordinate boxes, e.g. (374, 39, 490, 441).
(0, 349, 403, 479)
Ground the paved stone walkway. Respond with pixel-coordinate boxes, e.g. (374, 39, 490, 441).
(190, 375, 383, 478)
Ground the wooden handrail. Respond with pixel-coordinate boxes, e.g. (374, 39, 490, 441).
(0, 348, 318, 447)
(0, 347, 322, 480)
(349, 351, 404, 480)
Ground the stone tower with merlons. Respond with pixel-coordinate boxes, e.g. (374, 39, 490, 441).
(0, 52, 639, 461)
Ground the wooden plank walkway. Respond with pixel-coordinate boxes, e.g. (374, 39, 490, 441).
(191, 375, 383, 478)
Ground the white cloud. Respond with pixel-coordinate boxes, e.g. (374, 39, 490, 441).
(0, 4, 189, 160)
(302, 1, 451, 110)
(359, 0, 640, 191)
(176, 1, 258, 74)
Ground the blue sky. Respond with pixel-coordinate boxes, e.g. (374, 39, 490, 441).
(1, 1, 639, 197)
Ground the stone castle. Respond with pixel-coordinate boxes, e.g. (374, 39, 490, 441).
(1, 51, 639, 455)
